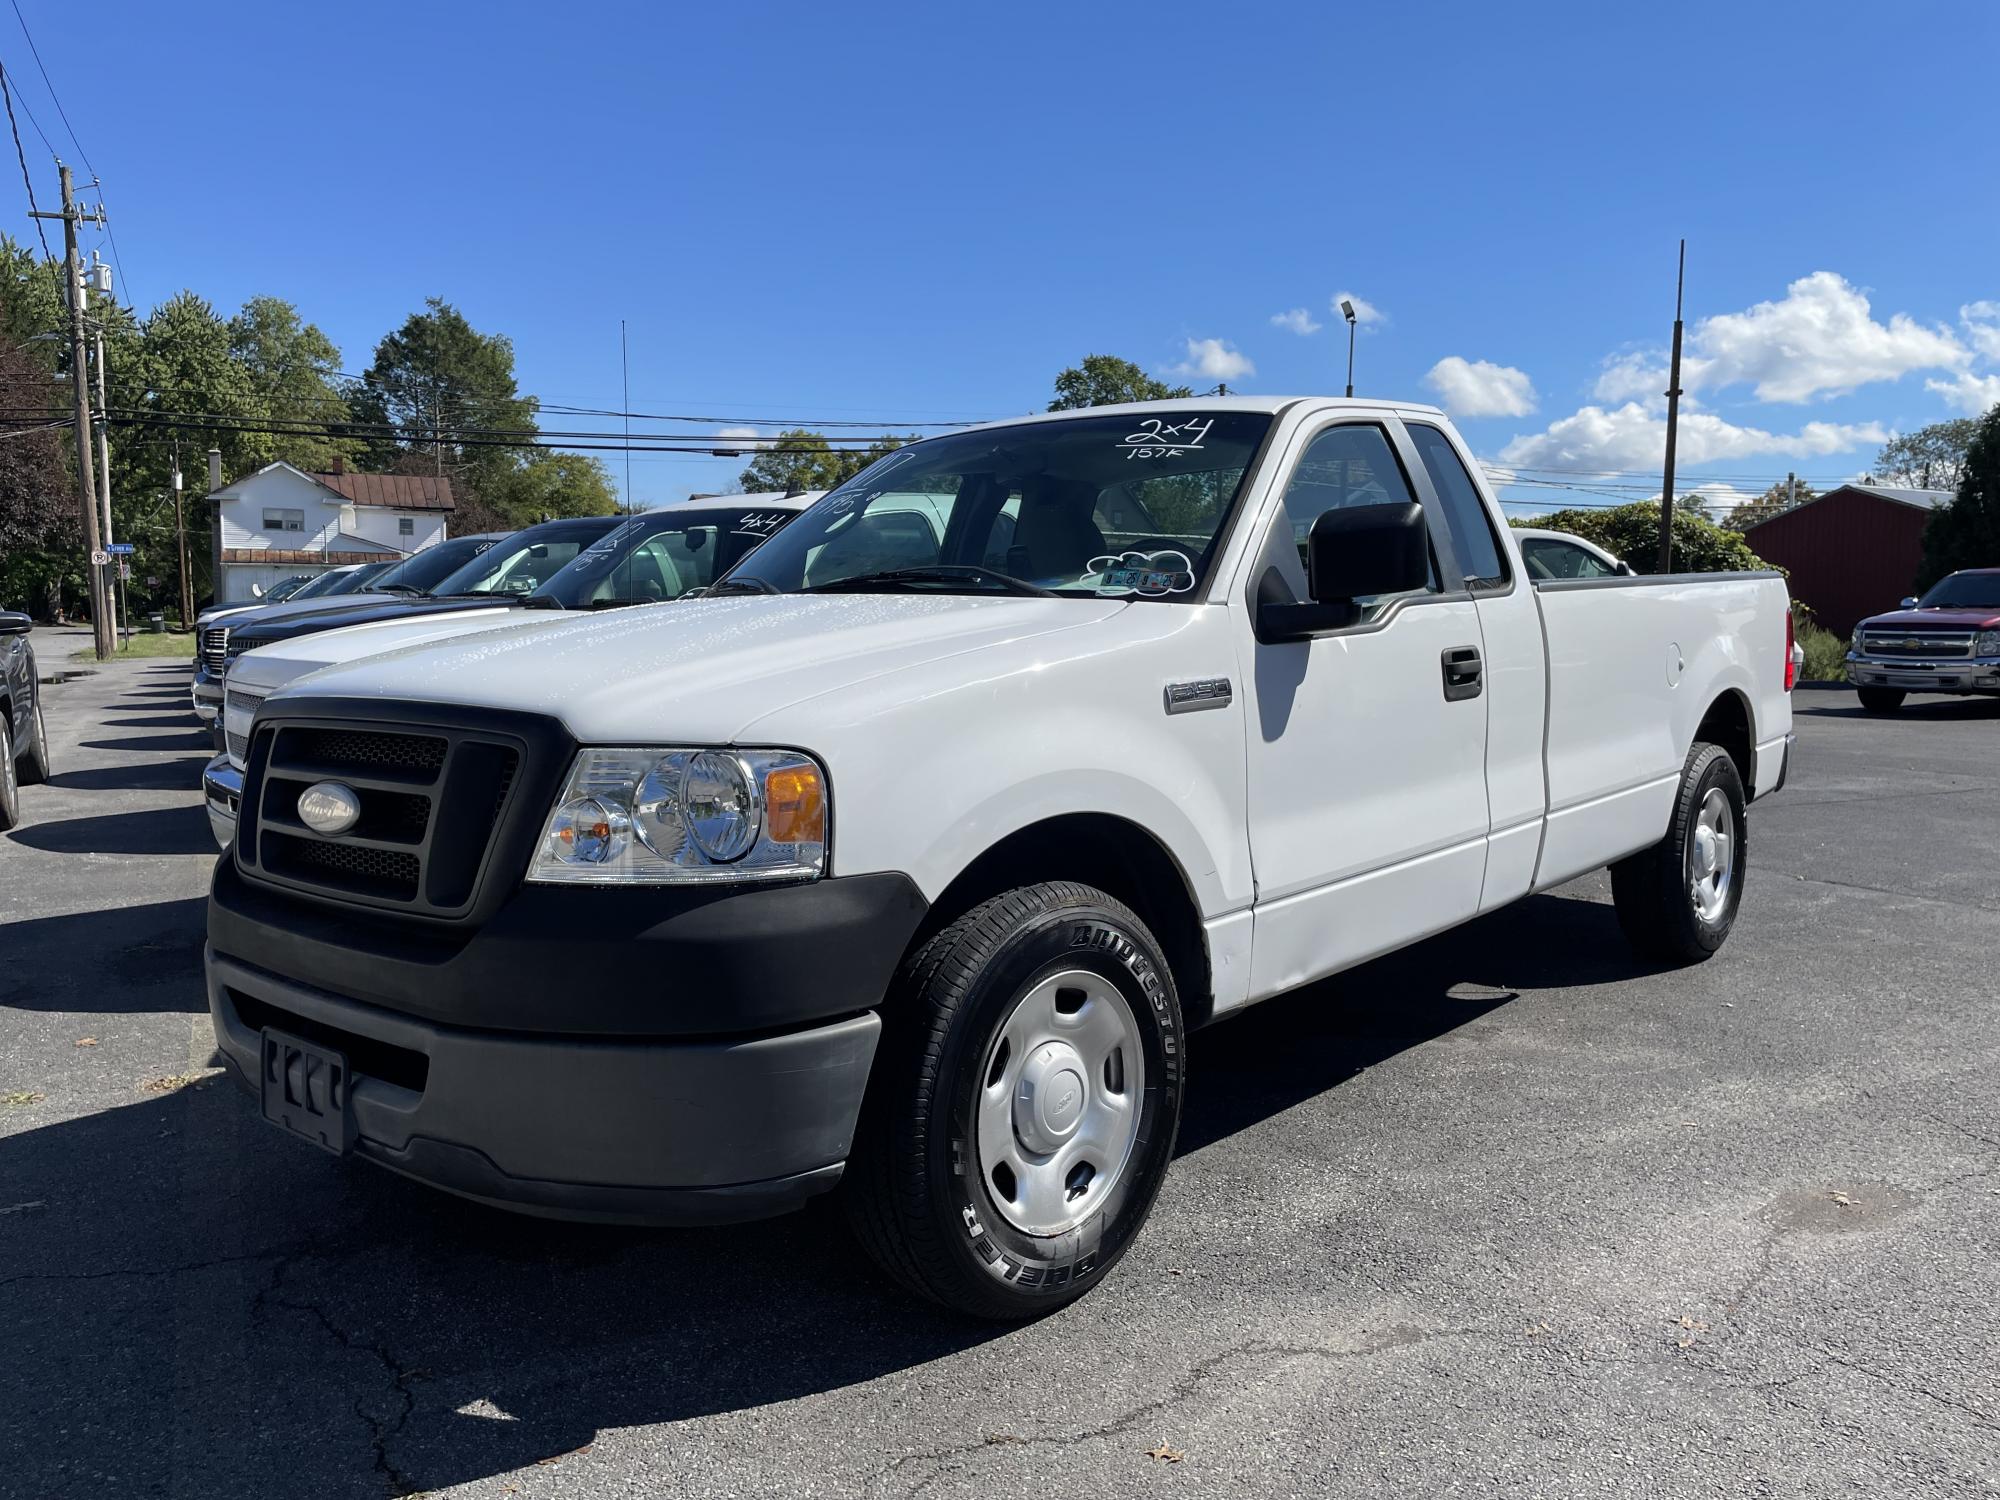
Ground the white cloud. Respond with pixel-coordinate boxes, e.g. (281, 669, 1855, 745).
(1425, 357, 1537, 419)
(1170, 337, 1255, 382)
(1924, 370, 2000, 415)
(1960, 300, 2000, 362)
(1498, 401, 1888, 474)
(1587, 273, 1970, 407)
(1269, 307, 1322, 336)
(711, 425, 773, 450)
(1331, 291, 1385, 326)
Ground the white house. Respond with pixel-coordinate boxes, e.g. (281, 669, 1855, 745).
(209, 460, 456, 602)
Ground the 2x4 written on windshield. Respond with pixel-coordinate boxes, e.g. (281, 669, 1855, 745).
(1120, 417, 1213, 461)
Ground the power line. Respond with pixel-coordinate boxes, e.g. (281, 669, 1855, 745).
(0, 61, 49, 263)
(7, 0, 88, 173)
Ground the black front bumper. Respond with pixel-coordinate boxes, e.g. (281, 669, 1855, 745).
(207, 860, 928, 1223)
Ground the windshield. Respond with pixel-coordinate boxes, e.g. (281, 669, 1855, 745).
(431, 520, 622, 597)
(369, 535, 507, 594)
(532, 505, 799, 608)
(289, 569, 359, 600)
(263, 576, 310, 602)
(315, 562, 393, 597)
(1919, 573, 2000, 610)
(716, 411, 1273, 598)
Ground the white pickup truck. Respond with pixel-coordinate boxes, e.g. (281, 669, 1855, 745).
(206, 397, 1796, 1318)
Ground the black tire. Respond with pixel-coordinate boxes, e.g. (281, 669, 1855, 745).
(843, 882, 1184, 1319)
(18, 701, 50, 785)
(0, 719, 18, 831)
(1857, 687, 1905, 714)
(1610, 742, 1747, 964)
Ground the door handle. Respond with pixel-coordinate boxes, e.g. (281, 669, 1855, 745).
(1441, 645, 1483, 702)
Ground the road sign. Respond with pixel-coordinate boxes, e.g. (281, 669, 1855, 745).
(108, 541, 135, 554)
(91, 549, 110, 566)
(118, 561, 132, 580)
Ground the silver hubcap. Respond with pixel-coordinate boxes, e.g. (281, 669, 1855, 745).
(1688, 786, 1735, 923)
(976, 968, 1145, 1236)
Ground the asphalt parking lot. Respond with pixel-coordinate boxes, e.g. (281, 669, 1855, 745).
(3, 655, 1996, 1500)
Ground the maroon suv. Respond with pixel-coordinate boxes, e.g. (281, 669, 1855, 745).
(1845, 567, 2000, 713)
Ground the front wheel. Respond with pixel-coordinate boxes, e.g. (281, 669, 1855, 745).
(0, 719, 18, 831)
(1610, 742, 1746, 964)
(1857, 687, 1905, 714)
(18, 701, 50, 785)
(844, 882, 1184, 1319)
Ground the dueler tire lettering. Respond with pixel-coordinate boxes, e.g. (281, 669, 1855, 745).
(843, 882, 1184, 1320)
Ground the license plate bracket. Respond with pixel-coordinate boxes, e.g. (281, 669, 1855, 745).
(259, 1028, 351, 1155)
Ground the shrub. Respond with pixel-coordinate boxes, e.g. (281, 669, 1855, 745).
(1509, 502, 1772, 574)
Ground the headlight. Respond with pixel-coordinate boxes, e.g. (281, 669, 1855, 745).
(1849, 626, 1863, 655)
(530, 746, 827, 884)
(1978, 629, 2000, 658)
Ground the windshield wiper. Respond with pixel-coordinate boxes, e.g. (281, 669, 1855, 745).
(706, 576, 780, 597)
(375, 583, 425, 595)
(519, 594, 565, 610)
(804, 565, 1057, 598)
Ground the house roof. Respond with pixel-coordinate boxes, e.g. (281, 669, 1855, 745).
(312, 470, 456, 511)
(211, 460, 456, 511)
(1743, 482, 1954, 531)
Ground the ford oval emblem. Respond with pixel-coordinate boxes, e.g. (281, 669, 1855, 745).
(297, 781, 361, 836)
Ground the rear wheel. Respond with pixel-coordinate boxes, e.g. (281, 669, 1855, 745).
(1611, 742, 1746, 964)
(1857, 687, 1905, 714)
(18, 701, 50, 785)
(0, 720, 18, 831)
(844, 882, 1184, 1319)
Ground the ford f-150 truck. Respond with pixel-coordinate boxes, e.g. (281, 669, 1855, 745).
(206, 397, 1797, 1318)
(1844, 568, 2000, 712)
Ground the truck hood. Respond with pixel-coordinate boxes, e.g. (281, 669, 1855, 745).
(228, 606, 527, 690)
(276, 593, 1127, 742)
(1857, 607, 2000, 631)
(203, 590, 399, 633)
(226, 594, 525, 652)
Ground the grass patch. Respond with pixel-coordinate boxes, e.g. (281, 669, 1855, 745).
(1797, 621, 1848, 682)
(74, 631, 197, 661)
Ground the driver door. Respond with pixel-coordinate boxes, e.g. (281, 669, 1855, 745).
(1238, 415, 1492, 999)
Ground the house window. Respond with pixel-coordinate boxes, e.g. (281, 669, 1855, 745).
(398, 517, 415, 537)
(262, 508, 304, 533)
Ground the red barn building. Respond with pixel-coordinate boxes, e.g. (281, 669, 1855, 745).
(1743, 484, 1952, 635)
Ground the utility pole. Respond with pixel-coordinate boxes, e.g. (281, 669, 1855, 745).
(1655, 240, 1687, 575)
(172, 458, 192, 628)
(89, 255, 123, 643)
(33, 164, 113, 658)
(620, 319, 633, 511)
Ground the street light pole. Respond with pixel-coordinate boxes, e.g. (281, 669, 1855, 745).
(1341, 299, 1358, 398)
(1656, 240, 1687, 575)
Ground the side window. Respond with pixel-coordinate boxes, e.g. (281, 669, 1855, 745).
(1275, 423, 1436, 617)
(1407, 424, 1509, 589)
(803, 508, 941, 586)
(978, 493, 1022, 569)
(1521, 538, 1614, 580)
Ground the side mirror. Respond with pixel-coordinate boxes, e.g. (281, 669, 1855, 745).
(1259, 502, 1429, 642)
(1899, 596, 1918, 609)
(0, 611, 30, 637)
(1614, 560, 1636, 576)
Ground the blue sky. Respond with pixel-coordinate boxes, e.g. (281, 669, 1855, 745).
(11, 1, 1997, 511)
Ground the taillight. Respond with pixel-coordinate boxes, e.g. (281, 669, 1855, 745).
(1784, 610, 1798, 692)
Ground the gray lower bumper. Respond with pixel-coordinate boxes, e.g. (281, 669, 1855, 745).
(202, 754, 241, 849)
(191, 665, 221, 723)
(205, 946, 881, 1225)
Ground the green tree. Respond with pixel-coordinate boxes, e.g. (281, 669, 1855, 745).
(227, 296, 361, 473)
(1915, 406, 2000, 590)
(1048, 354, 1192, 411)
(1508, 502, 1771, 574)
(1869, 417, 1982, 492)
(0, 264, 77, 616)
(348, 298, 538, 501)
(737, 430, 912, 494)
(1722, 479, 1816, 532)
(481, 449, 619, 524)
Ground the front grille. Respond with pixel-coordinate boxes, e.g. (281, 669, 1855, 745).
(229, 989, 429, 1093)
(226, 729, 249, 762)
(238, 713, 526, 919)
(1861, 629, 1974, 659)
(199, 626, 229, 673)
(226, 688, 266, 714)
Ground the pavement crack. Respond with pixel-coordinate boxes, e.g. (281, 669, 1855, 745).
(251, 1256, 424, 1497)
(867, 1327, 1491, 1498)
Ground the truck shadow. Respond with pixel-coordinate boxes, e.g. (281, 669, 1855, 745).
(0, 896, 208, 1014)
(0, 890, 1632, 1498)
(6, 804, 217, 857)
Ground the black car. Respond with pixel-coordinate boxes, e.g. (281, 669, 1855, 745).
(0, 611, 52, 831)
